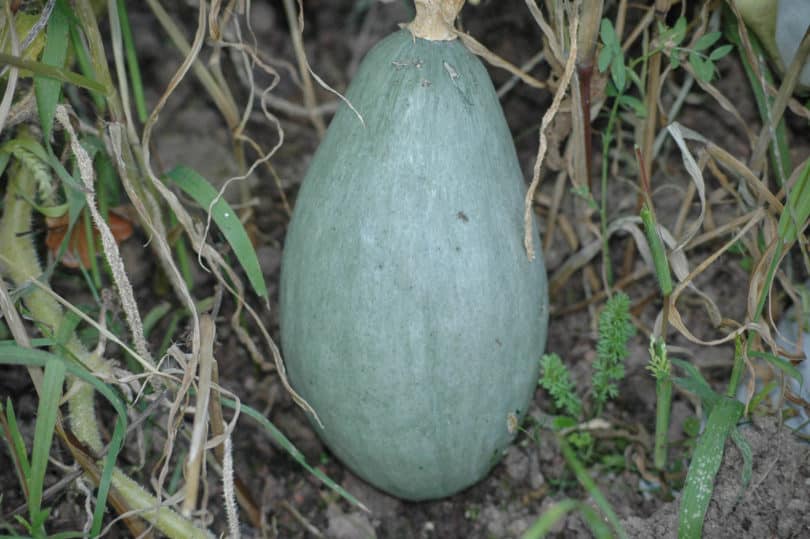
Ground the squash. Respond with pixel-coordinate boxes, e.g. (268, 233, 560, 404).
(734, 0, 810, 89)
(279, 0, 548, 500)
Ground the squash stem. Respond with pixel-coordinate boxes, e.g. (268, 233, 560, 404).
(406, 0, 465, 41)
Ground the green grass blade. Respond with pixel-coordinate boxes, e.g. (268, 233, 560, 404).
(777, 159, 810, 247)
(678, 397, 743, 539)
(522, 500, 579, 539)
(671, 358, 720, 412)
(729, 427, 752, 491)
(68, 23, 106, 111)
(34, 0, 70, 140)
(0, 345, 128, 537)
(559, 435, 628, 539)
(522, 500, 612, 539)
(0, 152, 10, 179)
(641, 203, 673, 296)
(27, 359, 66, 532)
(222, 397, 369, 512)
(116, 0, 147, 122)
(90, 410, 126, 537)
(142, 302, 172, 338)
(169, 210, 194, 289)
(748, 350, 802, 383)
(164, 166, 268, 299)
(3, 398, 32, 484)
(0, 53, 106, 95)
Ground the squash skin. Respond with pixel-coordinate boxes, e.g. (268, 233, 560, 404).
(280, 29, 549, 501)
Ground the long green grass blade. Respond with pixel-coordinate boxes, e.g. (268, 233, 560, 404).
(0, 345, 128, 537)
(116, 0, 148, 122)
(730, 427, 752, 492)
(222, 397, 368, 512)
(641, 203, 673, 296)
(142, 302, 172, 337)
(164, 166, 268, 299)
(672, 358, 720, 412)
(678, 397, 743, 539)
(559, 435, 628, 539)
(522, 500, 579, 538)
(35, 0, 70, 140)
(777, 159, 810, 247)
(0, 53, 106, 94)
(3, 398, 32, 483)
(522, 499, 612, 539)
(748, 350, 802, 383)
(68, 23, 106, 110)
(28, 359, 66, 532)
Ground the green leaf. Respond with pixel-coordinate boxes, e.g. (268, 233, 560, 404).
(600, 18, 618, 50)
(611, 52, 626, 92)
(709, 44, 733, 61)
(640, 204, 672, 295)
(625, 67, 645, 92)
(539, 353, 582, 417)
(618, 94, 647, 118)
(164, 166, 268, 299)
(551, 415, 577, 430)
(597, 45, 613, 74)
(678, 397, 743, 539)
(746, 380, 778, 412)
(671, 16, 688, 46)
(669, 52, 681, 70)
(28, 359, 66, 529)
(730, 427, 752, 491)
(3, 398, 32, 482)
(689, 52, 715, 82)
(35, 0, 70, 140)
(693, 32, 722, 52)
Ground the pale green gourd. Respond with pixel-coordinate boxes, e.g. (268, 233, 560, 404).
(279, 2, 548, 500)
(734, 0, 810, 89)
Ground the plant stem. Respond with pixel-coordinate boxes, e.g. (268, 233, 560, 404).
(600, 96, 622, 288)
(654, 374, 672, 470)
(727, 335, 746, 398)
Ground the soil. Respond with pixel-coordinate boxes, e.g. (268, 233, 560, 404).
(2, 1, 810, 538)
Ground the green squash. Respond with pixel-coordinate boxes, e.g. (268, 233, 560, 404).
(280, 23, 548, 501)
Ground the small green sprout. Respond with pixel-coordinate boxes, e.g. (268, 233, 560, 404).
(539, 353, 582, 418)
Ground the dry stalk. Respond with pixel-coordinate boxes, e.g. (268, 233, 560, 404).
(283, 0, 326, 136)
(55, 106, 153, 364)
(524, 1, 579, 260)
(182, 315, 216, 517)
(0, 2, 20, 136)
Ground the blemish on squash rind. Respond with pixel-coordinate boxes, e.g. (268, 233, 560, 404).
(443, 61, 460, 80)
(456, 210, 469, 222)
(506, 412, 519, 434)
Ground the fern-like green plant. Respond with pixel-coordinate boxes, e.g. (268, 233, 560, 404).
(592, 292, 636, 412)
(539, 353, 582, 417)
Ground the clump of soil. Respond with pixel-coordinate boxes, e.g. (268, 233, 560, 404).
(621, 416, 810, 538)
